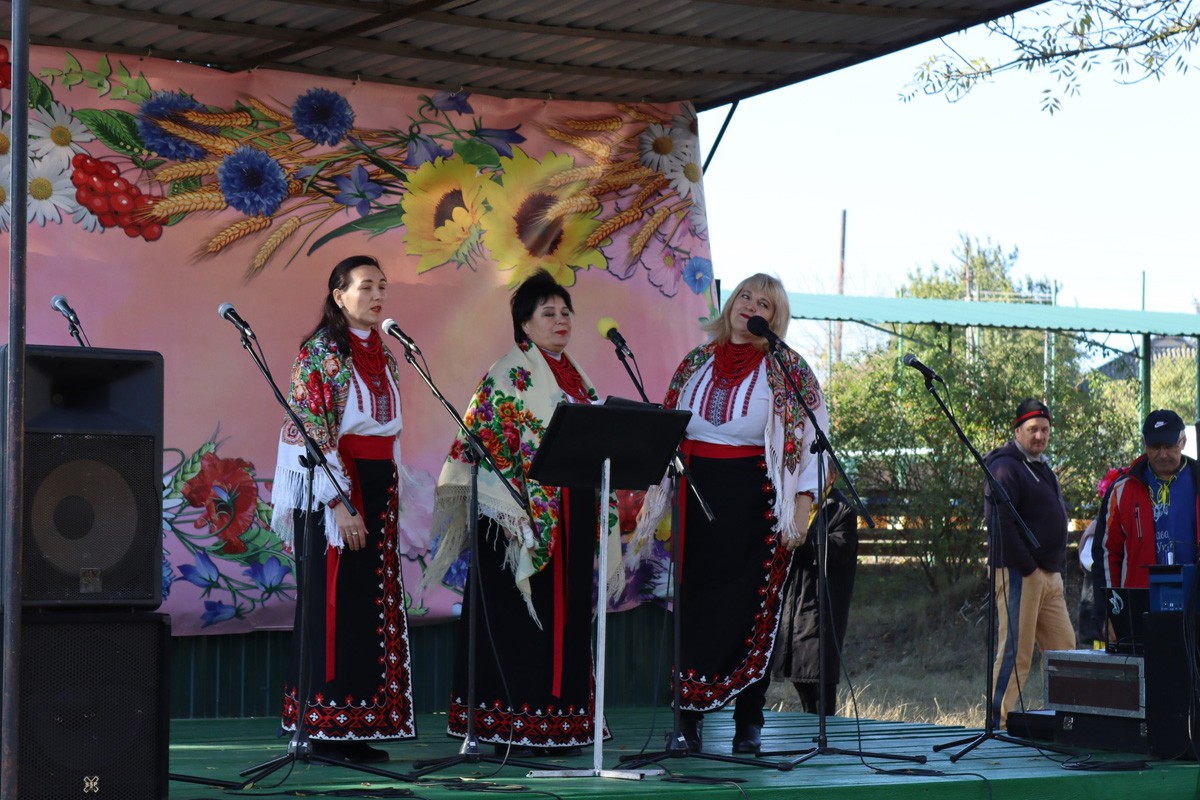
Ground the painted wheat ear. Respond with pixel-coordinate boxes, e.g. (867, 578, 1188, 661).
(246, 98, 292, 125)
(155, 119, 238, 155)
(247, 216, 302, 278)
(206, 215, 272, 253)
(562, 115, 624, 132)
(543, 193, 601, 222)
(629, 206, 671, 259)
(145, 190, 228, 219)
(631, 174, 669, 209)
(182, 110, 254, 128)
(617, 104, 669, 124)
(155, 161, 221, 182)
(588, 165, 657, 197)
(585, 206, 644, 249)
(543, 127, 612, 162)
(545, 164, 608, 188)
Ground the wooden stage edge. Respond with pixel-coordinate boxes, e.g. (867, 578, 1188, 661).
(167, 708, 1200, 799)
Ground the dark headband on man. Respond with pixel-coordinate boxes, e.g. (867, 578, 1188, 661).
(1014, 398, 1050, 427)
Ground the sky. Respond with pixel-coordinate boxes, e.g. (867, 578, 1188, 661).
(696, 20, 1199, 351)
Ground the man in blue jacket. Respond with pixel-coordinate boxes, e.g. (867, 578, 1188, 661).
(984, 398, 1077, 729)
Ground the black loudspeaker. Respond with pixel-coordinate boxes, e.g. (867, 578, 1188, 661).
(1144, 611, 1199, 759)
(1, 345, 164, 607)
(15, 611, 171, 800)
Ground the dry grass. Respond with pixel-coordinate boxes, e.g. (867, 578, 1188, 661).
(766, 561, 1070, 728)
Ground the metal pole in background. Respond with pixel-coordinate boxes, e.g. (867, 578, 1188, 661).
(2, 1, 31, 797)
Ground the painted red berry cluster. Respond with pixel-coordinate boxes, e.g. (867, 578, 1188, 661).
(70, 153, 163, 241)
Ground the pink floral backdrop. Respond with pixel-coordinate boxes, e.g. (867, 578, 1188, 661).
(0, 43, 713, 634)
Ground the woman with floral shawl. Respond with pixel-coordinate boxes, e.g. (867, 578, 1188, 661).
(429, 269, 604, 757)
(634, 273, 828, 755)
(270, 255, 415, 764)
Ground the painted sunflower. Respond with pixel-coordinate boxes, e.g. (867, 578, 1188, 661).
(400, 156, 489, 273)
(480, 148, 606, 287)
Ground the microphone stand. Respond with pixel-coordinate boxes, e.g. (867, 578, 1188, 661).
(393, 334, 546, 777)
(914, 371, 1076, 760)
(754, 337, 924, 768)
(233, 327, 417, 787)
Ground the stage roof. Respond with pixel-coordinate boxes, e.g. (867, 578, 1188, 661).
(7, 0, 1047, 111)
(782, 293, 1200, 337)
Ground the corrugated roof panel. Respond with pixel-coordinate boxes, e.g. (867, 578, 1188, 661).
(774, 294, 1200, 337)
(12, 0, 1053, 108)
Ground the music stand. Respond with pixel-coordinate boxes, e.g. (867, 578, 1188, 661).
(524, 401, 690, 779)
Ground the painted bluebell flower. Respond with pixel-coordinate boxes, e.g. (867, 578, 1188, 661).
(683, 256, 713, 295)
(137, 91, 210, 161)
(244, 556, 290, 594)
(442, 550, 470, 591)
(217, 146, 289, 216)
(179, 550, 220, 591)
(332, 165, 383, 217)
(430, 91, 474, 115)
(201, 600, 239, 627)
(291, 87, 355, 146)
(404, 133, 452, 167)
(162, 556, 175, 599)
(471, 126, 526, 159)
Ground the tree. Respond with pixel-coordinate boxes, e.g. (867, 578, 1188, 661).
(830, 235, 1139, 592)
(906, 0, 1200, 112)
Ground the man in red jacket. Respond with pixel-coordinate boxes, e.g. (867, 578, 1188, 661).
(1103, 410, 1199, 589)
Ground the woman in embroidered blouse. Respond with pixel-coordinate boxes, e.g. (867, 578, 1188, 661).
(270, 255, 415, 764)
(429, 269, 605, 758)
(636, 272, 828, 755)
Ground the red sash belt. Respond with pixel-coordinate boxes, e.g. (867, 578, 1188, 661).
(676, 439, 765, 565)
(326, 434, 393, 682)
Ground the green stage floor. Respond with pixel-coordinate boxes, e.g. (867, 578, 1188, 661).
(167, 709, 1199, 799)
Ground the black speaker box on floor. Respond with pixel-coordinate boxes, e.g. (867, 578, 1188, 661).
(1, 344, 164, 607)
(12, 610, 171, 800)
(1144, 611, 1199, 760)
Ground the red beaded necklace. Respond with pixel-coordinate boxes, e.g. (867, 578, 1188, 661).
(712, 341, 764, 389)
(348, 326, 388, 398)
(540, 347, 591, 403)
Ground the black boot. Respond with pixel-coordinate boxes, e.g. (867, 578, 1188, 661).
(732, 722, 761, 754)
(678, 712, 703, 752)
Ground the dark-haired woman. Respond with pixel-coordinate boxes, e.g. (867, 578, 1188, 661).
(634, 273, 829, 754)
(429, 269, 611, 757)
(271, 255, 415, 764)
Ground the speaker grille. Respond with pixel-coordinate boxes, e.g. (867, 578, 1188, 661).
(18, 612, 170, 800)
(23, 432, 162, 607)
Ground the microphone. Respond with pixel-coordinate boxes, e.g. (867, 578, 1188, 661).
(598, 316, 632, 356)
(902, 353, 943, 383)
(746, 315, 782, 349)
(50, 294, 80, 325)
(217, 303, 255, 340)
(382, 318, 420, 355)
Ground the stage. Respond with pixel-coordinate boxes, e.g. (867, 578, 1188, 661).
(165, 708, 1197, 799)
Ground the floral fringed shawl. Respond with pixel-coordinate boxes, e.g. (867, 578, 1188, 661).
(429, 340, 620, 621)
(270, 329, 403, 548)
(631, 341, 828, 558)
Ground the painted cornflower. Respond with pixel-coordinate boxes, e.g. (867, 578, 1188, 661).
(28, 101, 95, 169)
(683, 256, 713, 295)
(138, 90, 210, 161)
(291, 87, 355, 146)
(430, 91, 474, 115)
(332, 164, 384, 217)
(217, 146, 289, 217)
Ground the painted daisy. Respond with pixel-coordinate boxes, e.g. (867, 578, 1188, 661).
(26, 157, 78, 226)
(28, 101, 95, 169)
